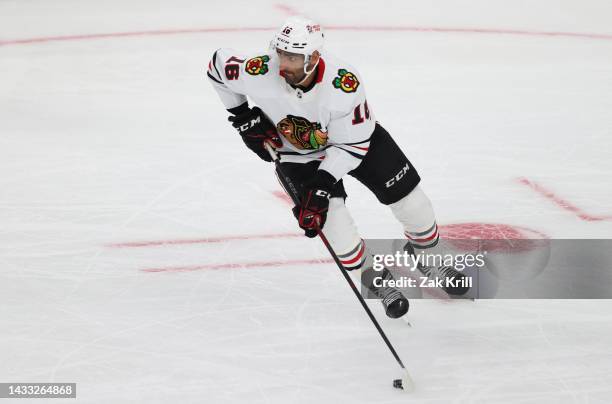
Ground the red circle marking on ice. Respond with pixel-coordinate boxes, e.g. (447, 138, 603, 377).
(439, 222, 549, 253)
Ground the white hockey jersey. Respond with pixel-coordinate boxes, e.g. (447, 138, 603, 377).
(207, 49, 375, 181)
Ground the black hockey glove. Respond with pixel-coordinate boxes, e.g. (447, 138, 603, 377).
(228, 106, 282, 162)
(292, 170, 336, 238)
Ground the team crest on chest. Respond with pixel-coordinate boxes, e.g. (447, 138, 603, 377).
(332, 69, 359, 93)
(245, 55, 270, 75)
(277, 116, 328, 150)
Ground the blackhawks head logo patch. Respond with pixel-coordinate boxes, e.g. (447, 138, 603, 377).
(245, 55, 270, 75)
(332, 69, 359, 93)
(277, 116, 328, 150)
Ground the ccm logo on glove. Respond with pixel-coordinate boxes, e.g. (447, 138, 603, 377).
(237, 116, 262, 133)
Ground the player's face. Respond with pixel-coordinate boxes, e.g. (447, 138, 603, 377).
(276, 49, 306, 85)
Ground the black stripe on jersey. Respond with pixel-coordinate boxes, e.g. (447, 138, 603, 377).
(335, 146, 365, 159)
(344, 136, 372, 146)
(206, 72, 225, 85)
(207, 71, 223, 85)
(278, 146, 330, 156)
(211, 50, 222, 81)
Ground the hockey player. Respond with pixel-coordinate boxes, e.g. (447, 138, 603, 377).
(207, 16, 468, 318)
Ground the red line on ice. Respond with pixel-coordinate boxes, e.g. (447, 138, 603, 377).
(328, 25, 612, 41)
(108, 190, 296, 248)
(141, 258, 333, 273)
(2, 25, 612, 47)
(107, 232, 303, 248)
(0, 27, 272, 46)
(517, 177, 612, 222)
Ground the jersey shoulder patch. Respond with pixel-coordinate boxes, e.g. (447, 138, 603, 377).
(332, 68, 360, 93)
(245, 55, 271, 76)
(210, 49, 274, 82)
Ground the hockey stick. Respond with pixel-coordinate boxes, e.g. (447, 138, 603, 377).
(264, 142, 414, 391)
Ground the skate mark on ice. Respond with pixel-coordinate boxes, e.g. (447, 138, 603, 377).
(271, 190, 293, 206)
(105, 191, 297, 249)
(273, 4, 300, 16)
(516, 177, 612, 222)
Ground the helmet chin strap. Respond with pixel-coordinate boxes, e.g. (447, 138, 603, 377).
(295, 55, 319, 86)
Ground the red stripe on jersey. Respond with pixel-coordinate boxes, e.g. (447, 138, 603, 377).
(349, 145, 369, 151)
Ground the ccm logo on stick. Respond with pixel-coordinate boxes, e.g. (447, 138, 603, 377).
(385, 163, 410, 188)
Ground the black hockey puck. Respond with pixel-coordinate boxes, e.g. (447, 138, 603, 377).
(393, 379, 403, 389)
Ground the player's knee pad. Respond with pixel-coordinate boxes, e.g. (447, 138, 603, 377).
(324, 198, 365, 270)
(389, 185, 439, 249)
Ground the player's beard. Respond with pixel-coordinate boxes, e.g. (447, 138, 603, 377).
(281, 70, 306, 86)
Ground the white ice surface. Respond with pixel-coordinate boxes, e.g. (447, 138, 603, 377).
(1, 1, 612, 403)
